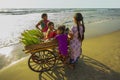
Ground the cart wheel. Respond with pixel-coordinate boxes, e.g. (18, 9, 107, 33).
(28, 50, 56, 72)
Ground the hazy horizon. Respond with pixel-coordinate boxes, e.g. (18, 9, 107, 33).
(0, 0, 120, 8)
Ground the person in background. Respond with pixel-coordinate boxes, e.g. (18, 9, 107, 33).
(68, 13, 85, 69)
(36, 13, 50, 36)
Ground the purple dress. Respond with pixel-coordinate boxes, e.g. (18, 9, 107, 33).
(55, 34, 68, 56)
(70, 25, 83, 61)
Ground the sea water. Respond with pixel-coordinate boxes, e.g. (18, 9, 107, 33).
(0, 8, 120, 69)
(0, 8, 120, 49)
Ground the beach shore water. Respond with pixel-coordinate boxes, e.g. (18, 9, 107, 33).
(0, 8, 120, 80)
(0, 29, 120, 80)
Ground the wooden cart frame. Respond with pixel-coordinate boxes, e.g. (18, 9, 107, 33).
(24, 40, 61, 72)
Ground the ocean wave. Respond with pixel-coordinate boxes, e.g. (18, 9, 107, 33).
(0, 38, 19, 48)
(0, 8, 101, 15)
(86, 17, 113, 24)
(0, 8, 65, 15)
(0, 8, 120, 49)
(0, 9, 35, 15)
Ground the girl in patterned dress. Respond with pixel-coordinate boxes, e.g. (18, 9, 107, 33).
(69, 13, 85, 68)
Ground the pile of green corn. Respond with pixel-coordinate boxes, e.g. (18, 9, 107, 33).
(20, 29, 44, 46)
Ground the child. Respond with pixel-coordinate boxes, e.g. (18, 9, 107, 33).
(61, 25, 69, 35)
(55, 25, 68, 64)
(36, 13, 50, 32)
(68, 13, 85, 68)
(45, 22, 57, 39)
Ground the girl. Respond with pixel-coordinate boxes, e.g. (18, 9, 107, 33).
(61, 25, 69, 35)
(55, 25, 68, 64)
(45, 22, 57, 39)
(69, 13, 85, 68)
(36, 13, 50, 32)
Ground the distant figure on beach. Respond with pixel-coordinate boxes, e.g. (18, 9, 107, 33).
(45, 22, 57, 39)
(68, 13, 85, 68)
(36, 13, 50, 33)
(55, 25, 68, 64)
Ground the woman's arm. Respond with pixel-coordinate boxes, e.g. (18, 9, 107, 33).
(36, 21, 42, 30)
(45, 29, 50, 39)
(68, 32, 73, 40)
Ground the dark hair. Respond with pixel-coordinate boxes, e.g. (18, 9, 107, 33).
(74, 13, 85, 41)
(58, 25, 65, 34)
(61, 25, 66, 30)
(41, 13, 47, 18)
(48, 22, 54, 27)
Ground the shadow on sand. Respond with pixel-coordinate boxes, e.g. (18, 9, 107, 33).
(39, 55, 120, 80)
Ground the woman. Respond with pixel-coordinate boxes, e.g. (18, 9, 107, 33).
(69, 13, 85, 68)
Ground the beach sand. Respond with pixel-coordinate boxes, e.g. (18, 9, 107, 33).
(0, 19, 120, 80)
(85, 18, 120, 38)
(83, 30, 120, 72)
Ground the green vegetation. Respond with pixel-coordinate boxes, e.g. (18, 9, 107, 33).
(20, 29, 44, 46)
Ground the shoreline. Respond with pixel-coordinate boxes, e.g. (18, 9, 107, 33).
(0, 18, 120, 49)
(0, 18, 120, 70)
(0, 30, 120, 80)
(0, 29, 120, 71)
(85, 18, 120, 39)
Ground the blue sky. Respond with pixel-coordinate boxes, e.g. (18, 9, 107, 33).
(0, 0, 120, 8)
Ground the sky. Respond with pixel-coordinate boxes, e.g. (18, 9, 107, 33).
(0, 0, 120, 8)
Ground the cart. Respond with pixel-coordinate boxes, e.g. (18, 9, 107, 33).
(23, 40, 61, 72)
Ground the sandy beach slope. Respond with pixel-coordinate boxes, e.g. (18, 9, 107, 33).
(0, 29, 120, 80)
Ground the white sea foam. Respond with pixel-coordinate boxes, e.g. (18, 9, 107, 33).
(0, 8, 120, 69)
(0, 8, 120, 49)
